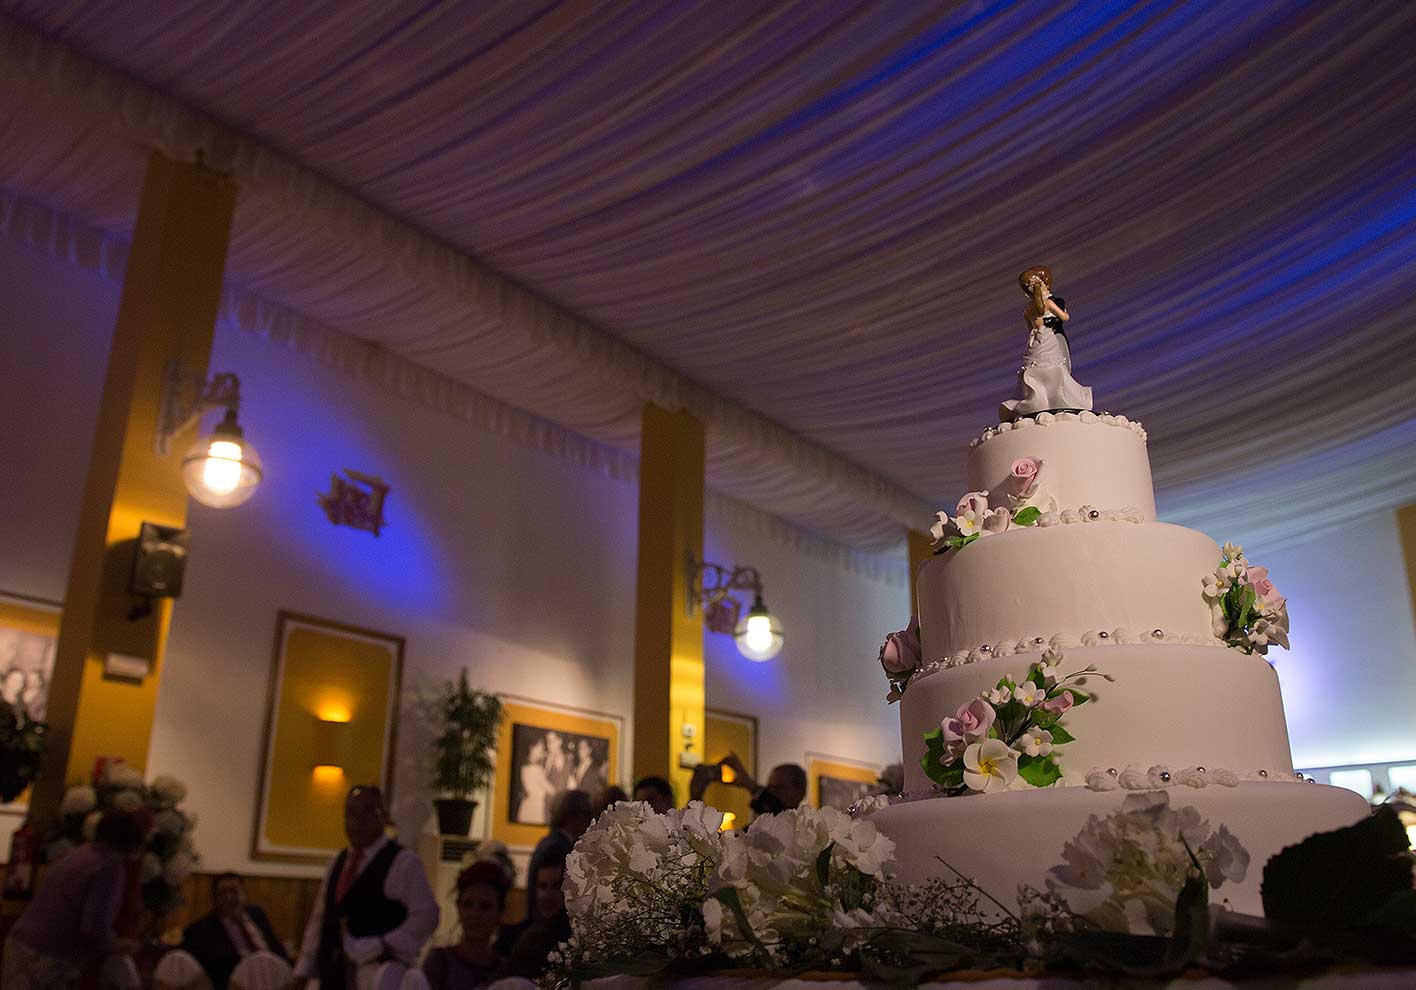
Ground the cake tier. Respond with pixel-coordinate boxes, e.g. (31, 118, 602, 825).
(917, 521, 1220, 658)
(899, 645, 1291, 793)
(968, 414, 1155, 519)
(868, 781, 1370, 917)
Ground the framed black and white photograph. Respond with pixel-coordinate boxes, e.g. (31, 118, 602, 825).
(806, 752, 882, 811)
(493, 696, 622, 849)
(507, 724, 612, 826)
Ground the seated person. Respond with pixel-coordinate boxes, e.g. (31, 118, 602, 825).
(590, 785, 628, 819)
(181, 872, 288, 989)
(632, 775, 675, 814)
(504, 852, 570, 981)
(422, 862, 509, 989)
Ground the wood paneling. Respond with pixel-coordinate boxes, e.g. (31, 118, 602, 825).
(167, 872, 321, 951)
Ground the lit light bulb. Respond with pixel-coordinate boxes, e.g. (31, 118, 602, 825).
(201, 439, 244, 495)
(744, 614, 774, 653)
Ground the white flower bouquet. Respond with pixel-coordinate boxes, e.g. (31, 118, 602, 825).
(1201, 543, 1290, 654)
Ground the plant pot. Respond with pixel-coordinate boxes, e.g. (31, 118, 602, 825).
(434, 798, 477, 837)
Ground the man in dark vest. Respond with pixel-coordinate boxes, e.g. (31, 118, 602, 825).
(288, 785, 438, 990)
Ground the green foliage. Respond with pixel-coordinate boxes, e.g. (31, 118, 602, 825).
(0, 698, 47, 804)
(1013, 506, 1042, 527)
(1017, 754, 1061, 787)
(1261, 805, 1413, 927)
(432, 670, 502, 797)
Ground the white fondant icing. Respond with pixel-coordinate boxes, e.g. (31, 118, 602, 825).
(917, 522, 1222, 658)
(870, 782, 1370, 917)
(899, 645, 1294, 794)
(969, 418, 1155, 520)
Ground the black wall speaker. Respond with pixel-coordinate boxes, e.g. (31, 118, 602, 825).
(130, 522, 190, 599)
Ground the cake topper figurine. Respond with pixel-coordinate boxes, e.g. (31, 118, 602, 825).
(999, 266, 1094, 422)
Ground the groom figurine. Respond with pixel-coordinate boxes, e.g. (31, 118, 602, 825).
(289, 786, 438, 990)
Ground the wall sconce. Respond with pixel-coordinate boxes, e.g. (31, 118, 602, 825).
(687, 553, 785, 661)
(156, 362, 263, 508)
(312, 715, 353, 774)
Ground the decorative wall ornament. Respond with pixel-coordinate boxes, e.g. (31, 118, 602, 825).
(317, 469, 391, 536)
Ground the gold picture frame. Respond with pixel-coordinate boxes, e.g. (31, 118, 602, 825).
(492, 695, 623, 851)
(252, 611, 404, 863)
(702, 708, 758, 830)
(0, 592, 60, 812)
(806, 752, 881, 811)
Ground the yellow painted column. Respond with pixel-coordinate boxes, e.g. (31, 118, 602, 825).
(906, 528, 933, 617)
(631, 404, 706, 803)
(30, 151, 237, 823)
(1399, 504, 1416, 630)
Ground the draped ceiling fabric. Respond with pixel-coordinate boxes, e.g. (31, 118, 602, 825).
(0, 2, 1413, 552)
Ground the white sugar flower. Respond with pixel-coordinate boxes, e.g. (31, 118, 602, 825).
(1014, 681, 1045, 707)
(1209, 602, 1230, 637)
(1221, 542, 1245, 562)
(955, 511, 981, 536)
(962, 739, 1019, 793)
(1247, 618, 1289, 651)
(1021, 728, 1054, 757)
(928, 510, 956, 545)
(1200, 825, 1250, 887)
(986, 684, 1012, 705)
(1201, 569, 1231, 600)
(60, 786, 97, 818)
(1037, 662, 1059, 686)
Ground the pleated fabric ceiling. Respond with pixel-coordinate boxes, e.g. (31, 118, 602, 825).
(1, 1, 1413, 551)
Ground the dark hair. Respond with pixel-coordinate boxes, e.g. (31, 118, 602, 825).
(633, 776, 674, 804)
(211, 871, 242, 897)
(534, 850, 568, 881)
(592, 785, 628, 816)
(94, 809, 149, 853)
(550, 789, 592, 829)
(455, 861, 510, 908)
(772, 763, 808, 792)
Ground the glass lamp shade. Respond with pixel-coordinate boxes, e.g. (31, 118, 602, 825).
(733, 595, 784, 662)
(181, 414, 262, 508)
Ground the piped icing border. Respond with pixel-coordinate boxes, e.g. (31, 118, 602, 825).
(850, 766, 1313, 817)
(903, 627, 1224, 692)
(970, 410, 1148, 449)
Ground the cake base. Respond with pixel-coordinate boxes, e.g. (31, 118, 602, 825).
(868, 781, 1370, 917)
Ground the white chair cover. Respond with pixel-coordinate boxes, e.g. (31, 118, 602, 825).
(228, 951, 293, 990)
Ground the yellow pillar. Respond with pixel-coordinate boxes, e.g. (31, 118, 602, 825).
(31, 151, 236, 823)
(631, 404, 706, 803)
(1399, 504, 1416, 631)
(906, 529, 933, 617)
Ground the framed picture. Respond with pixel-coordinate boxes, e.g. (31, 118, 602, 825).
(807, 752, 882, 811)
(492, 696, 622, 851)
(253, 611, 404, 863)
(703, 709, 758, 829)
(0, 592, 61, 811)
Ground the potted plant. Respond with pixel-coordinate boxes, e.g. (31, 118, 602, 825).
(432, 670, 502, 836)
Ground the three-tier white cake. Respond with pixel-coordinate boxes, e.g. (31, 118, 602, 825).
(867, 408, 1369, 916)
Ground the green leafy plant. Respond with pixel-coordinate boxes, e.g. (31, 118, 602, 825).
(432, 670, 502, 798)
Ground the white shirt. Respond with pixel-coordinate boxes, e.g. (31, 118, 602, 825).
(292, 836, 439, 977)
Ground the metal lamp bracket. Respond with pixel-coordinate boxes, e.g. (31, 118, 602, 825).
(686, 552, 763, 617)
(155, 361, 242, 455)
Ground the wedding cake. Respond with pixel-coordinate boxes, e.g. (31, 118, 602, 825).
(866, 269, 1368, 918)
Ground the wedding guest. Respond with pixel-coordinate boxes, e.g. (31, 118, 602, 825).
(708, 755, 806, 816)
(288, 785, 439, 990)
(182, 872, 289, 989)
(523, 790, 590, 924)
(504, 852, 570, 982)
(421, 862, 509, 989)
(590, 784, 628, 819)
(0, 808, 147, 990)
(632, 775, 675, 813)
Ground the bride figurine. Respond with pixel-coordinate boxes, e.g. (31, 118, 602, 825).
(999, 266, 1094, 422)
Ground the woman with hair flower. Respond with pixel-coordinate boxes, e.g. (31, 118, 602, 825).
(421, 862, 509, 989)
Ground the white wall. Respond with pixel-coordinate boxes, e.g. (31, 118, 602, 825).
(0, 234, 908, 874)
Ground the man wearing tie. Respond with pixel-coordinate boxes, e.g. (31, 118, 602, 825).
(288, 785, 438, 990)
(181, 873, 289, 989)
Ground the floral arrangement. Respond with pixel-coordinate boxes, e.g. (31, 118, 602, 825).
(49, 763, 198, 919)
(0, 697, 46, 804)
(1201, 543, 1290, 654)
(549, 801, 1018, 985)
(1030, 791, 1249, 938)
(921, 651, 1109, 793)
(929, 458, 1050, 554)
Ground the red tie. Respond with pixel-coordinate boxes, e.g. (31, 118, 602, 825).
(334, 847, 363, 903)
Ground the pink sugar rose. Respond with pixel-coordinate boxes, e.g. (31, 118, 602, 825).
(941, 698, 996, 749)
(1010, 457, 1039, 481)
(1245, 566, 1284, 606)
(1040, 690, 1074, 717)
(956, 491, 990, 517)
(879, 616, 921, 675)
